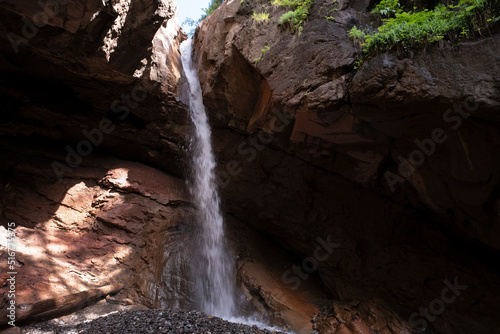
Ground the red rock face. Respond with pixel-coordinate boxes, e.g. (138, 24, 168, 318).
(0, 0, 332, 330)
(0, 0, 189, 175)
(193, 0, 500, 333)
(0, 148, 194, 310)
(0, 0, 198, 322)
(1, 0, 500, 332)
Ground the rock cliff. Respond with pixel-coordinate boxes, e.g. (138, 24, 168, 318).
(0, 0, 195, 321)
(0, 1, 331, 331)
(0, 0, 499, 333)
(0, 0, 188, 174)
(193, 0, 500, 332)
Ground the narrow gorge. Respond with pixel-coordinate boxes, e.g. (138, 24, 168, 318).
(0, 0, 499, 333)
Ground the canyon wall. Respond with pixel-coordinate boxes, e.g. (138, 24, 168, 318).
(193, 0, 500, 333)
(0, 0, 197, 316)
(0, 0, 188, 173)
(0, 0, 499, 333)
(0, 1, 329, 331)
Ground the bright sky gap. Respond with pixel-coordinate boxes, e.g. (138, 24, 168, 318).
(177, 0, 211, 31)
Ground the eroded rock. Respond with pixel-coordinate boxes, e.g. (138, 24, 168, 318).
(193, 0, 500, 333)
(0, 146, 194, 312)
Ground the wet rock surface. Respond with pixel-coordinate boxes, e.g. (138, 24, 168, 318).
(312, 300, 415, 334)
(20, 309, 286, 334)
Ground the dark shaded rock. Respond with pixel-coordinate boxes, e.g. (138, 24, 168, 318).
(193, 1, 500, 333)
(350, 37, 500, 251)
(0, 0, 188, 176)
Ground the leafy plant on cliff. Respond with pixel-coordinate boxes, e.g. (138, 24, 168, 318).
(348, 26, 367, 41)
(273, 0, 315, 35)
(350, 0, 500, 67)
(254, 45, 271, 63)
(252, 12, 271, 22)
(371, 0, 402, 18)
(325, 3, 339, 22)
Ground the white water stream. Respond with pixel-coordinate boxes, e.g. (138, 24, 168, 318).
(180, 38, 237, 319)
(180, 38, 288, 333)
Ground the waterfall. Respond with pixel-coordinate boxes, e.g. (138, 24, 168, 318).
(180, 38, 236, 319)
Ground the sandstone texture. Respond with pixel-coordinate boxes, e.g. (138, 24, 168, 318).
(1, 0, 500, 333)
(193, 0, 500, 333)
(0, 147, 194, 311)
(0, 0, 188, 174)
(0, 0, 197, 325)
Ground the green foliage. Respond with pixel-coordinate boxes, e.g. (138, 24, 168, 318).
(348, 26, 367, 41)
(201, 0, 225, 19)
(272, 0, 301, 5)
(182, 17, 198, 37)
(273, 0, 314, 35)
(371, 0, 402, 17)
(183, 0, 225, 36)
(252, 12, 270, 22)
(254, 45, 271, 63)
(350, 0, 500, 67)
(324, 3, 338, 21)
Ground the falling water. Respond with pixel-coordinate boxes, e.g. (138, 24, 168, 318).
(180, 38, 236, 319)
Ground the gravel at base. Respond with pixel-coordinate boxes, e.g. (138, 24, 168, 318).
(21, 309, 286, 334)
